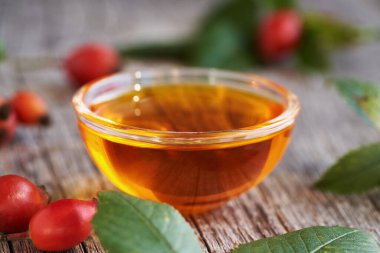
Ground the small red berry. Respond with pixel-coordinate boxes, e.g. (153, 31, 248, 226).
(29, 199, 97, 252)
(11, 91, 50, 126)
(64, 43, 120, 87)
(0, 175, 49, 233)
(0, 98, 16, 144)
(258, 9, 303, 61)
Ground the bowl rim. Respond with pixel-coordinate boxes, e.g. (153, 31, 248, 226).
(72, 68, 300, 145)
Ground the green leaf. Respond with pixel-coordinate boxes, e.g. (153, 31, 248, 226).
(189, 21, 255, 69)
(315, 142, 380, 194)
(92, 191, 203, 253)
(199, 0, 261, 38)
(188, 0, 260, 70)
(296, 13, 360, 72)
(332, 79, 380, 128)
(295, 21, 331, 72)
(233, 226, 379, 253)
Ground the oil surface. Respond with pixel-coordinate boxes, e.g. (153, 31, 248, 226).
(91, 84, 284, 132)
(80, 83, 293, 212)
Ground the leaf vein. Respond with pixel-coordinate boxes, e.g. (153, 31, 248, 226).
(120, 197, 177, 253)
(310, 229, 359, 253)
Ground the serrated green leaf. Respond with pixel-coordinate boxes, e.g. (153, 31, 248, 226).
(233, 226, 379, 253)
(315, 142, 380, 194)
(332, 79, 380, 128)
(92, 191, 203, 253)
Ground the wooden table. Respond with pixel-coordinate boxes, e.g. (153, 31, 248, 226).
(1, 0, 380, 252)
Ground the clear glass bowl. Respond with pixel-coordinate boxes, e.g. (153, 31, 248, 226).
(72, 68, 300, 213)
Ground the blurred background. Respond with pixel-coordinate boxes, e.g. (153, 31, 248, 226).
(0, 0, 379, 83)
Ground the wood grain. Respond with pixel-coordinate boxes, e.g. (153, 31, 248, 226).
(1, 0, 380, 252)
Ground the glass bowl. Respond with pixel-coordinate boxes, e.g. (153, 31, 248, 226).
(72, 68, 300, 213)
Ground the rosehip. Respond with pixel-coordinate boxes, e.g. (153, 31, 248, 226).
(258, 9, 303, 61)
(64, 43, 120, 87)
(0, 175, 49, 233)
(0, 98, 16, 144)
(11, 91, 50, 126)
(29, 199, 97, 252)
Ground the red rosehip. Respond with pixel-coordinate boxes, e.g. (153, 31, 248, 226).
(64, 43, 120, 87)
(0, 175, 49, 233)
(0, 98, 16, 144)
(258, 9, 303, 61)
(29, 199, 97, 252)
(11, 91, 50, 126)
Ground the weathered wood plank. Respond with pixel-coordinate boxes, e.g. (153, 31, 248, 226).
(82, 237, 105, 253)
(0, 242, 11, 253)
(10, 239, 86, 253)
